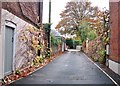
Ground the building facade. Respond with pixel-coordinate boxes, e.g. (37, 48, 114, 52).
(0, 1, 43, 79)
(109, 0, 120, 75)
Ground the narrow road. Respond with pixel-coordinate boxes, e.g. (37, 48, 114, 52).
(10, 50, 115, 85)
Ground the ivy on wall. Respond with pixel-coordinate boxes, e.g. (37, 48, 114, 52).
(15, 25, 46, 69)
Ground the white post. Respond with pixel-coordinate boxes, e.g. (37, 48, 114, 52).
(106, 44, 109, 55)
(86, 38, 89, 53)
(106, 44, 109, 67)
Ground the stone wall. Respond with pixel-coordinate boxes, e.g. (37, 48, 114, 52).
(1, 8, 47, 70)
(1, 9, 33, 70)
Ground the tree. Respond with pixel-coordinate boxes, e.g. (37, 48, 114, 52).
(56, 0, 100, 36)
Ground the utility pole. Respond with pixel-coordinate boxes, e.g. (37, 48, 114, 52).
(43, 0, 51, 58)
(49, 0, 51, 24)
(47, 0, 51, 58)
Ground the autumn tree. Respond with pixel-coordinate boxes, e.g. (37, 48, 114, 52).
(56, 0, 100, 37)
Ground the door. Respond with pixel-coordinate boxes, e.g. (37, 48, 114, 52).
(4, 26, 14, 75)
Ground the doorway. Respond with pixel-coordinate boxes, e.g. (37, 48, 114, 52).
(4, 25, 14, 75)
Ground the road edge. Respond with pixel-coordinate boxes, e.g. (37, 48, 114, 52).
(83, 53, 119, 86)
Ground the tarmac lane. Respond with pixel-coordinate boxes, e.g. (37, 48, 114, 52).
(10, 50, 116, 85)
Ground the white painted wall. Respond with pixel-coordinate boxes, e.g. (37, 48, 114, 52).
(109, 59, 120, 75)
(0, 34, 4, 79)
(0, 9, 35, 79)
(76, 46, 82, 51)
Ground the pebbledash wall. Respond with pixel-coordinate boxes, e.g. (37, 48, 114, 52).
(0, 1, 43, 79)
(109, 0, 120, 75)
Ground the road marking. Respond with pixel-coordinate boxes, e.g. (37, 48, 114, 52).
(83, 53, 119, 86)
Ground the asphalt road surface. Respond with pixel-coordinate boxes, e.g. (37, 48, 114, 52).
(10, 50, 115, 85)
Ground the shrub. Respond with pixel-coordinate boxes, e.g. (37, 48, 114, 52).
(80, 29, 87, 43)
(97, 48, 106, 64)
(51, 35, 62, 46)
(66, 39, 83, 49)
(74, 40, 80, 45)
(87, 30, 97, 41)
(66, 39, 74, 49)
(97, 48, 105, 57)
(98, 57, 106, 64)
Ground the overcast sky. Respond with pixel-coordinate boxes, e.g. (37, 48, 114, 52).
(42, 0, 109, 29)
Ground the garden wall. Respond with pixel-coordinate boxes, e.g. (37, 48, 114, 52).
(0, 8, 46, 79)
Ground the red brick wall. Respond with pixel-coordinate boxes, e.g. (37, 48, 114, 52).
(2, 2, 42, 27)
(110, 2, 120, 62)
(118, 1, 120, 62)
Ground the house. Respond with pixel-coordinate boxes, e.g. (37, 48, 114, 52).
(0, 1, 43, 79)
(51, 29, 66, 56)
(109, 0, 120, 75)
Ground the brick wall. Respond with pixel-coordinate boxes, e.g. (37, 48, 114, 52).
(110, 1, 120, 63)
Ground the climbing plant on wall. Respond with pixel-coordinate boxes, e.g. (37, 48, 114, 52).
(15, 25, 46, 69)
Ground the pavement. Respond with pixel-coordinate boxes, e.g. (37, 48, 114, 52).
(9, 50, 116, 85)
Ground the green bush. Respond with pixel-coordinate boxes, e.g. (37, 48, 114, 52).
(66, 39, 82, 49)
(80, 29, 87, 43)
(87, 30, 97, 41)
(56, 38, 62, 45)
(74, 40, 82, 48)
(98, 57, 106, 64)
(66, 39, 74, 49)
(74, 40, 80, 45)
(98, 57, 105, 64)
(97, 48, 106, 64)
(98, 49, 105, 57)
(51, 35, 61, 46)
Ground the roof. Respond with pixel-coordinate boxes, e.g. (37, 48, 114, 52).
(51, 29, 61, 37)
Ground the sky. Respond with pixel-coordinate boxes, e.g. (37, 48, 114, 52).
(42, 0, 109, 30)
